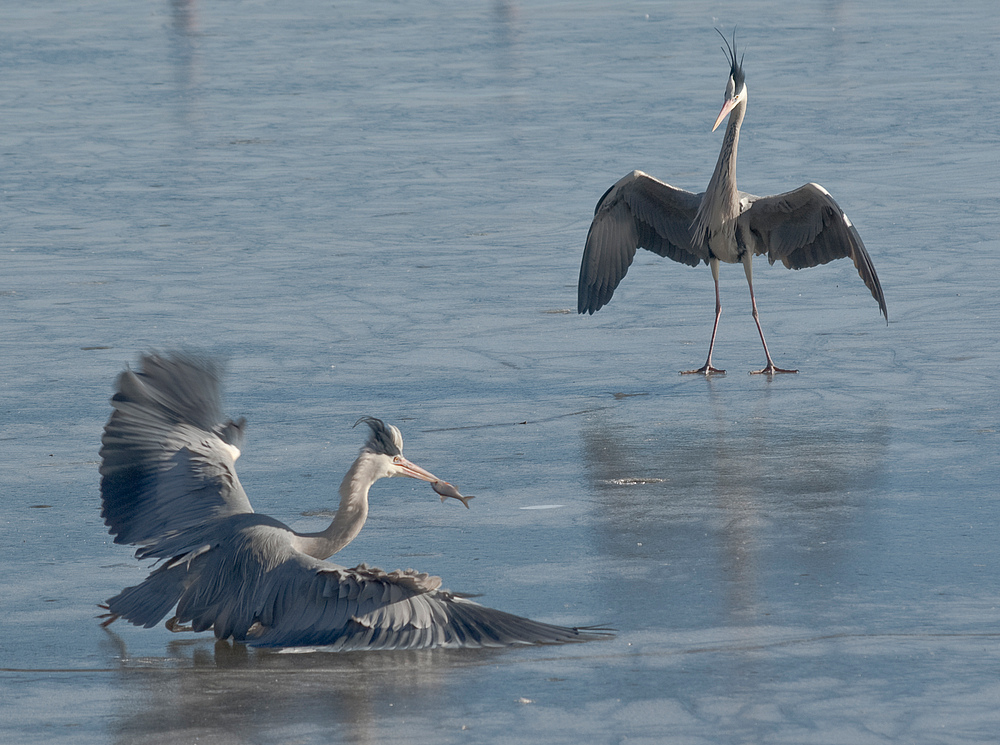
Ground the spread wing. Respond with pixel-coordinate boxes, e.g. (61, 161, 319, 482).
(241, 559, 606, 650)
(99, 352, 253, 559)
(740, 182, 888, 319)
(578, 170, 706, 314)
(104, 523, 611, 650)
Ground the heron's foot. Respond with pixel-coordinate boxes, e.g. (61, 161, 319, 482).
(750, 363, 798, 375)
(680, 364, 726, 375)
(165, 616, 194, 633)
(97, 604, 120, 628)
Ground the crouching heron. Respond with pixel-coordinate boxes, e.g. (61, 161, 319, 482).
(99, 352, 610, 650)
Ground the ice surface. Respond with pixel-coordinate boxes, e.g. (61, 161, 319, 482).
(2, 1, 999, 743)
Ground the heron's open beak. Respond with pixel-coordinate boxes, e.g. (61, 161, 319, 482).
(712, 97, 737, 132)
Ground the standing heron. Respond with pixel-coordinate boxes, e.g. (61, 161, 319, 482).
(577, 31, 887, 375)
(99, 352, 609, 650)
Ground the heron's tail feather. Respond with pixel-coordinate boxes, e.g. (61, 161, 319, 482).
(104, 564, 186, 629)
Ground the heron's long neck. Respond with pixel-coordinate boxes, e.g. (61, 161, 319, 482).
(291, 456, 375, 559)
(693, 96, 746, 247)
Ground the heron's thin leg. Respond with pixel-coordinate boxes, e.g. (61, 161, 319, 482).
(682, 258, 726, 375)
(743, 255, 797, 375)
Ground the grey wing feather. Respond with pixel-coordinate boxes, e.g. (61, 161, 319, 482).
(104, 526, 612, 650)
(741, 183, 887, 320)
(246, 559, 608, 650)
(99, 352, 254, 557)
(578, 170, 706, 314)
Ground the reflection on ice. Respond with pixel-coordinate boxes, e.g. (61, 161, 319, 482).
(104, 633, 492, 745)
(580, 393, 890, 629)
(96, 621, 1000, 744)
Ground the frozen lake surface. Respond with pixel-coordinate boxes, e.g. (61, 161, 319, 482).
(2, 1, 999, 742)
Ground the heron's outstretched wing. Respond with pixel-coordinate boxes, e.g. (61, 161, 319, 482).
(243, 559, 608, 650)
(740, 183, 887, 320)
(105, 524, 611, 650)
(99, 352, 253, 558)
(578, 170, 706, 314)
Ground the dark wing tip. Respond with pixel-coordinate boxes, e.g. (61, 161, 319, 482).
(577, 280, 607, 315)
(841, 212, 888, 322)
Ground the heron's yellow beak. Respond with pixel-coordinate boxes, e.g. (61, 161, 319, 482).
(713, 97, 738, 132)
(393, 455, 440, 482)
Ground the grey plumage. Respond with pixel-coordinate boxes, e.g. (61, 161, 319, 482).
(100, 352, 610, 649)
(100, 353, 252, 557)
(580, 174, 886, 317)
(578, 32, 887, 374)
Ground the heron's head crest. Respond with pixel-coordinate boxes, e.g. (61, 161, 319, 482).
(717, 28, 745, 93)
(354, 416, 403, 456)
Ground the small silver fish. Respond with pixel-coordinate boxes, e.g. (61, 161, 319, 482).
(432, 480, 475, 509)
